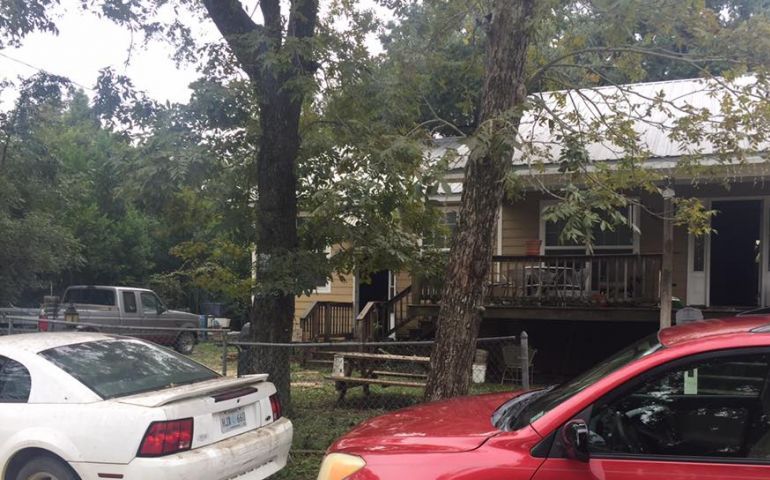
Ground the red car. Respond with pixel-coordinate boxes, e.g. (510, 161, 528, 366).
(317, 316, 770, 479)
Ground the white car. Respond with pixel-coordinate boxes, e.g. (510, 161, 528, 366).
(0, 333, 292, 480)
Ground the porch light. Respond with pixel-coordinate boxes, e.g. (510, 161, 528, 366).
(662, 187, 676, 200)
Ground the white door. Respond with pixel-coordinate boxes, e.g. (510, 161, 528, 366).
(687, 201, 710, 307)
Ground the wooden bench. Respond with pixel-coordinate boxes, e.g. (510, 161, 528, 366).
(325, 375, 426, 388)
(371, 370, 428, 379)
(326, 351, 430, 401)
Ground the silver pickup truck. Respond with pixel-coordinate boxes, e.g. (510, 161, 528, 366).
(40, 286, 201, 354)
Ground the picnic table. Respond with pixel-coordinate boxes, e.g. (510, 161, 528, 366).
(324, 351, 430, 401)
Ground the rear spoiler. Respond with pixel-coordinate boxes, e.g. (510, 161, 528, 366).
(116, 374, 269, 408)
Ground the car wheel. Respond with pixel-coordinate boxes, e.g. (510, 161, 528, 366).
(14, 455, 79, 480)
(175, 331, 196, 354)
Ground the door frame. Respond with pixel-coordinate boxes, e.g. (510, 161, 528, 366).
(687, 197, 769, 307)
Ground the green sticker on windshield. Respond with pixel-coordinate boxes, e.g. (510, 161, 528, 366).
(684, 369, 698, 394)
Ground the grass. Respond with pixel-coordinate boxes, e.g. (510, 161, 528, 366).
(190, 339, 238, 376)
(189, 343, 515, 480)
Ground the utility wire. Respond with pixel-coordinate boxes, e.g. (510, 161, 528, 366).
(0, 51, 97, 92)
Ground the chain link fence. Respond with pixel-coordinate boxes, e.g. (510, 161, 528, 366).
(0, 312, 533, 479)
(230, 335, 532, 477)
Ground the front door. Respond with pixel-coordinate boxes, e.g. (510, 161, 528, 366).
(710, 200, 762, 307)
(533, 349, 770, 480)
(358, 270, 390, 312)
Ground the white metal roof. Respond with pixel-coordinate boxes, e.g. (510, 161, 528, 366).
(434, 75, 769, 176)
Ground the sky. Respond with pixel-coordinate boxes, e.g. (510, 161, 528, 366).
(0, 9, 204, 106)
(0, 1, 389, 108)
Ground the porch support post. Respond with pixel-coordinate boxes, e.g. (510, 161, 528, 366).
(660, 188, 676, 329)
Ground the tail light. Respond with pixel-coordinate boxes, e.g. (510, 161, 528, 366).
(38, 311, 49, 332)
(270, 393, 282, 421)
(138, 418, 194, 457)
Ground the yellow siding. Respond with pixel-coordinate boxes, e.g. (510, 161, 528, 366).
(394, 270, 412, 293)
(500, 193, 542, 255)
(293, 272, 354, 341)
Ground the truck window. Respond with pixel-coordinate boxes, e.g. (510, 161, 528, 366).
(63, 288, 116, 306)
(122, 292, 138, 313)
(140, 292, 160, 315)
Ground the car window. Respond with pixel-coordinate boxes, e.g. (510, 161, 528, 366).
(588, 351, 770, 460)
(39, 339, 218, 399)
(63, 288, 116, 306)
(122, 291, 138, 313)
(140, 292, 160, 315)
(0, 356, 31, 403)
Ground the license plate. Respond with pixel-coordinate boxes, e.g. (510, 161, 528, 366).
(219, 407, 247, 433)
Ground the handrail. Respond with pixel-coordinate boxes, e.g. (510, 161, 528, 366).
(381, 285, 414, 340)
(355, 301, 382, 342)
(356, 302, 379, 322)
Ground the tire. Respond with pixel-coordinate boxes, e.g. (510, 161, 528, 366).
(14, 455, 78, 480)
(174, 331, 196, 355)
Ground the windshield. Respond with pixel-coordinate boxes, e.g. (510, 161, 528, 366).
(509, 333, 662, 430)
(40, 339, 219, 399)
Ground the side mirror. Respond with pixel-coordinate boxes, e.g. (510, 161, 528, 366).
(157, 305, 166, 315)
(562, 419, 590, 462)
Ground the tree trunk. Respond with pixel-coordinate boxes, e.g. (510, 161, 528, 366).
(202, 0, 319, 407)
(237, 91, 301, 407)
(425, 0, 536, 401)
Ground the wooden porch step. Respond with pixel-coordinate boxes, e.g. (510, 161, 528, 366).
(325, 375, 426, 388)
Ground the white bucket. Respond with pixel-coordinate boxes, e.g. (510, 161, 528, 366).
(472, 363, 487, 384)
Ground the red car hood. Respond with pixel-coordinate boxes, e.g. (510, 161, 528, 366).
(330, 391, 522, 455)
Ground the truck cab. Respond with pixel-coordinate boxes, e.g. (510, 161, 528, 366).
(40, 286, 200, 354)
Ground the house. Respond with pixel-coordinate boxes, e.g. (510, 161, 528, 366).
(295, 77, 770, 369)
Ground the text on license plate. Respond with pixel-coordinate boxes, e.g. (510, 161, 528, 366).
(219, 407, 247, 433)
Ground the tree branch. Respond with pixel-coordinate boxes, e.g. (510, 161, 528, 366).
(287, 0, 319, 75)
(201, 0, 264, 78)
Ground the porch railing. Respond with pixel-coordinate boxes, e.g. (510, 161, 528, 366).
(300, 301, 355, 341)
(418, 254, 663, 307)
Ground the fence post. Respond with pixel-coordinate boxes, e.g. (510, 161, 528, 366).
(221, 331, 228, 377)
(520, 331, 530, 390)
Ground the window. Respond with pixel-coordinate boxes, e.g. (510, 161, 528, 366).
(140, 292, 161, 315)
(313, 247, 332, 294)
(0, 356, 31, 403)
(542, 203, 638, 255)
(425, 211, 458, 250)
(40, 339, 218, 399)
(63, 288, 116, 306)
(123, 291, 138, 313)
(693, 235, 705, 272)
(587, 351, 770, 459)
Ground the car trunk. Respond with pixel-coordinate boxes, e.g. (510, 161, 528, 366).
(117, 375, 277, 449)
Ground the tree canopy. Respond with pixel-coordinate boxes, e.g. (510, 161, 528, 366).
(3, 0, 770, 401)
